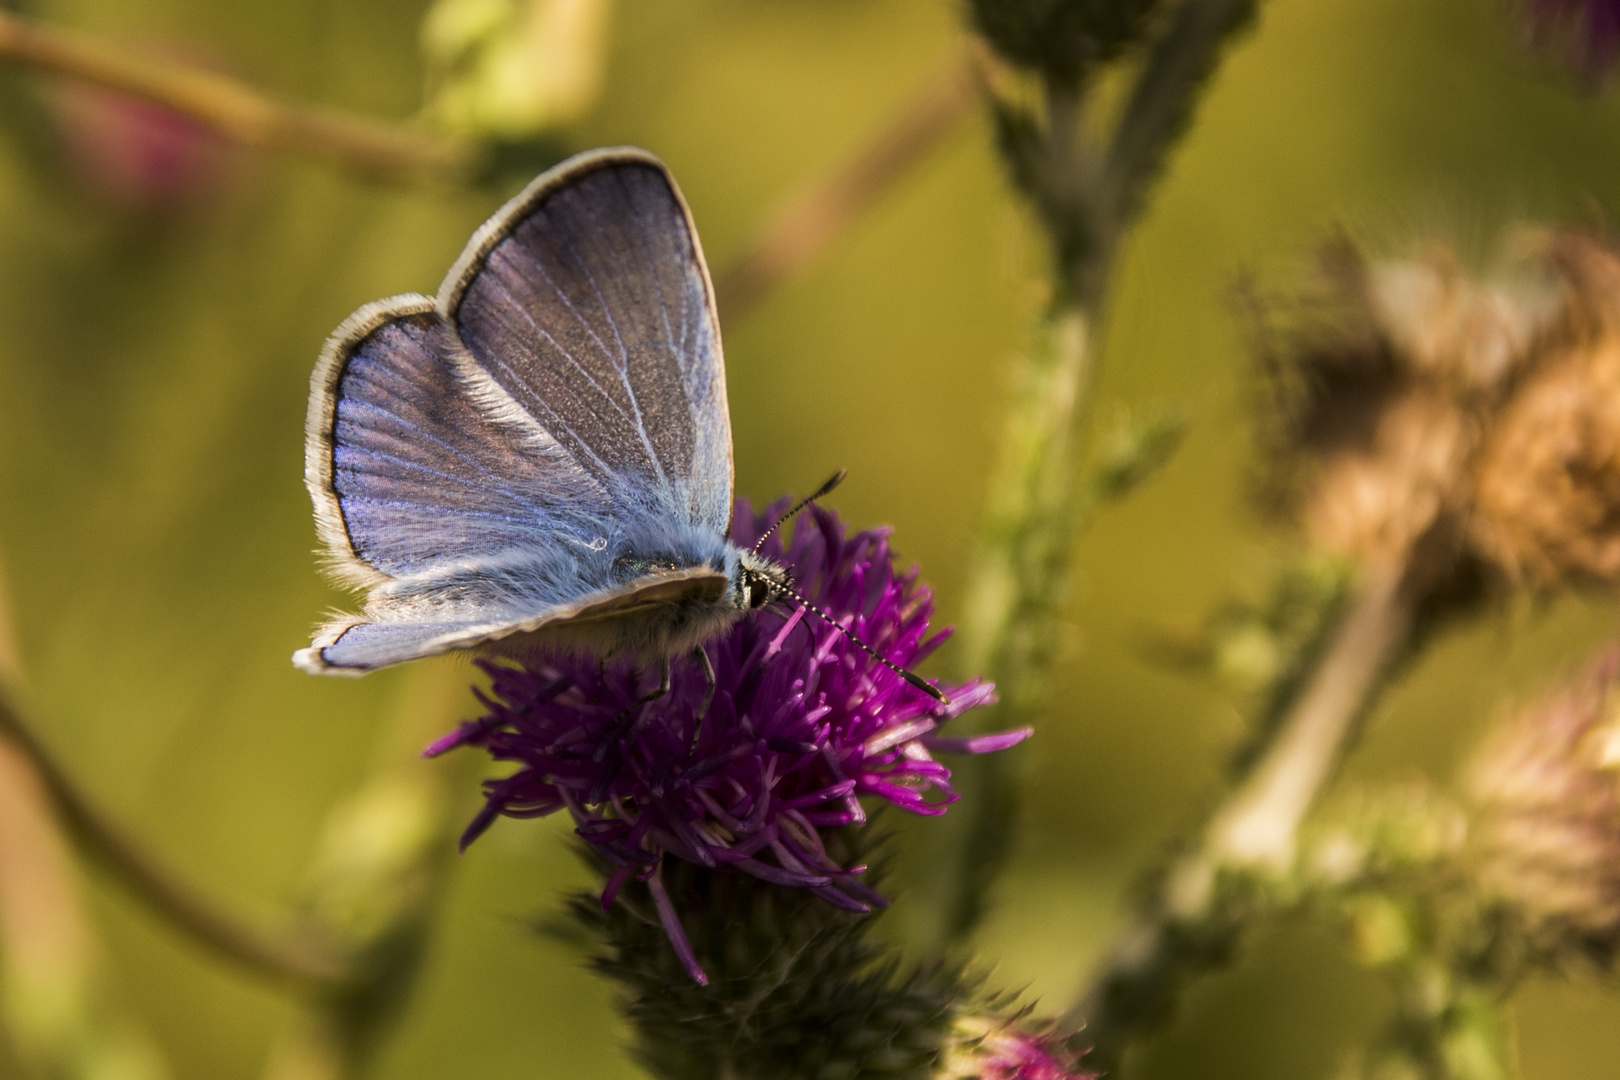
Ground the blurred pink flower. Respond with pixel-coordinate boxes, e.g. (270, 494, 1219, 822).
(49, 72, 227, 210)
(1523, 0, 1620, 83)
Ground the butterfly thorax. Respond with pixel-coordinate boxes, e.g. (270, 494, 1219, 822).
(471, 541, 785, 666)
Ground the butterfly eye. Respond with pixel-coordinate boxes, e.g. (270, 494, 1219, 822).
(747, 574, 773, 610)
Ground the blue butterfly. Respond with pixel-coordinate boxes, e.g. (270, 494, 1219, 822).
(291, 146, 805, 679)
(294, 147, 942, 704)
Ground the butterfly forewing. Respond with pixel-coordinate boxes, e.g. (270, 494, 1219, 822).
(445, 153, 732, 534)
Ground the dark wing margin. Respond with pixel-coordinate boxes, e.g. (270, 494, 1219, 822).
(304, 295, 607, 585)
(438, 147, 734, 535)
(306, 294, 438, 588)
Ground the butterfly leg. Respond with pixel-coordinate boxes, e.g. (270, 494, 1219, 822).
(688, 645, 716, 754)
(588, 658, 672, 803)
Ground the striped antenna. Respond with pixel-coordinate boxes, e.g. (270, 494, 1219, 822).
(754, 571, 949, 706)
(752, 469, 847, 555)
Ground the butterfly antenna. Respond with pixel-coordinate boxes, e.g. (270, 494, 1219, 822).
(751, 469, 847, 555)
(770, 578, 950, 706)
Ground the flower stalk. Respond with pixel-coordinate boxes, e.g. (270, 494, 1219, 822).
(714, 49, 983, 321)
(0, 9, 473, 182)
(925, 0, 1261, 950)
(0, 684, 347, 990)
(1063, 564, 1415, 1070)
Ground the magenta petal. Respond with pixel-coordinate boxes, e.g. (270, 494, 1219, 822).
(437, 498, 1026, 946)
(649, 861, 708, 986)
(600, 863, 635, 911)
(921, 727, 1033, 755)
(422, 722, 485, 758)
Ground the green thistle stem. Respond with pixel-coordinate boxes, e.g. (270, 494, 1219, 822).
(924, 0, 1262, 952)
(1064, 564, 1415, 1072)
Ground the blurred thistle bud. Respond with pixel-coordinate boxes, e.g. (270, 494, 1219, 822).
(1518, 0, 1620, 85)
(420, 0, 612, 140)
(1470, 236, 1620, 587)
(935, 1013, 1094, 1080)
(968, 0, 1163, 84)
(46, 77, 228, 213)
(1252, 231, 1620, 601)
(1464, 647, 1620, 968)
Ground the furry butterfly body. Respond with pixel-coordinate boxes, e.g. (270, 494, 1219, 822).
(294, 147, 785, 676)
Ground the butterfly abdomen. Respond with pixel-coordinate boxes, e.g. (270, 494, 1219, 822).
(485, 571, 747, 663)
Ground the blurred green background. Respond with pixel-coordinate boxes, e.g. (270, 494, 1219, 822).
(2, 0, 1620, 1076)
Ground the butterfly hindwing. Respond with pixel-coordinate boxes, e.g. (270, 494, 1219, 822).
(309, 298, 612, 584)
(302, 569, 729, 674)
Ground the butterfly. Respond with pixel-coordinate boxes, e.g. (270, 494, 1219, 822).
(292, 146, 943, 703)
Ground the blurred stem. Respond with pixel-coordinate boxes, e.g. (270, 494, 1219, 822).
(0, 9, 475, 182)
(714, 48, 981, 321)
(265, 663, 473, 1080)
(1376, 967, 1512, 1080)
(0, 685, 346, 991)
(1096, 0, 1262, 243)
(922, 0, 1261, 951)
(0, 736, 171, 1080)
(1063, 563, 1414, 1072)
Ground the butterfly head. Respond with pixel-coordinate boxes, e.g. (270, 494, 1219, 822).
(735, 549, 792, 611)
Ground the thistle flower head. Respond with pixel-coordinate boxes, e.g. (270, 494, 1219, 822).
(1466, 647, 1620, 968)
(1471, 236, 1620, 587)
(427, 500, 1021, 983)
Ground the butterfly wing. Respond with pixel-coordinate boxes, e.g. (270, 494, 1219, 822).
(297, 569, 728, 674)
(298, 148, 735, 675)
(442, 147, 732, 534)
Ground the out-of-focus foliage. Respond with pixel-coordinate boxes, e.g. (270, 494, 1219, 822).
(420, 0, 612, 139)
(1, 0, 1620, 1079)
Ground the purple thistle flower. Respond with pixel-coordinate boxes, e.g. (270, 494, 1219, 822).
(1522, 0, 1620, 82)
(426, 499, 1026, 984)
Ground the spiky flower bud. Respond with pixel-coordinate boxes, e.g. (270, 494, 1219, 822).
(576, 844, 1089, 1080)
(1256, 232, 1620, 601)
(1465, 648, 1620, 968)
(934, 1013, 1093, 1080)
(576, 851, 958, 1080)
